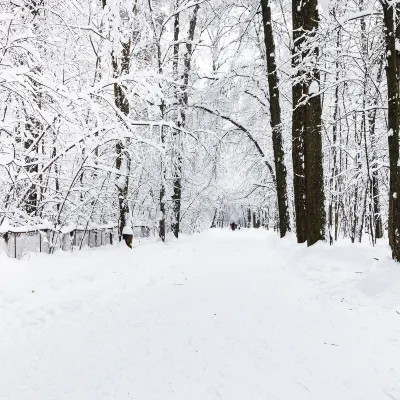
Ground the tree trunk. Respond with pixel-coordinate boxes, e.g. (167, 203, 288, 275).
(171, 2, 182, 239)
(382, 0, 400, 260)
(329, 19, 340, 245)
(211, 207, 218, 228)
(102, 0, 131, 243)
(24, 0, 45, 216)
(171, 3, 199, 239)
(159, 122, 166, 242)
(149, 0, 167, 243)
(24, 115, 40, 215)
(303, 0, 325, 246)
(369, 55, 384, 240)
(181, 4, 199, 123)
(292, 0, 307, 243)
(260, 0, 290, 238)
(357, 182, 369, 243)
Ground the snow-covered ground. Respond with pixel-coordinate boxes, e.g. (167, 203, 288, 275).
(1, 229, 400, 399)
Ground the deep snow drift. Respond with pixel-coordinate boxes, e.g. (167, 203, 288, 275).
(1, 229, 400, 399)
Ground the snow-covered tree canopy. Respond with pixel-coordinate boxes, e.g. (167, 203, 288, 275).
(1, 0, 399, 258)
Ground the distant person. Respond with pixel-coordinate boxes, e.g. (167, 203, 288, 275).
(231, 222, 237, 231)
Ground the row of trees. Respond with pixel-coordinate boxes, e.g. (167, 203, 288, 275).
(1, 0, 400, 260)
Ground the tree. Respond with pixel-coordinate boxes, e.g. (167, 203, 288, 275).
(381, 0, 400, 260)
(292, 0, 325, 246)
(260, 0, 291, 238)
(292, 0, 308, 243)
(100, 0, 134, 244)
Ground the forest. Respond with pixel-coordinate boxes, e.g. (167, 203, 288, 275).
(4, 1, 400, 397)
(1, 0, 400, 260)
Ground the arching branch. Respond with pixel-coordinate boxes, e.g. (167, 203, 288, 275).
(193, 105, 276, 185)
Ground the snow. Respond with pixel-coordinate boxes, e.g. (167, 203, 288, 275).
(338, 7, 381, 24)
(0, 222, 117, 234)
(318, 0, 330, 12)
(1, 229, 400, 399)
(308, 80, 319, 95)
(122, 225, 133, 235)
(0, 217, 10, 232)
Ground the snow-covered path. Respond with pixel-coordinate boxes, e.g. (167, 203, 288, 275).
(1, 229, 400, 399)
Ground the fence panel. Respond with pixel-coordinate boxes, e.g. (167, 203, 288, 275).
(0, 233, 8, 255)
(16, 231, 41, 259)
(0, 226, 121, 259)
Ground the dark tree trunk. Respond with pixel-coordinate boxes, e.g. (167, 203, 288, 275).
(24, 0, 45, 216)
(171, 3, 199, 239)
(171, 2, 181, 239)
(211, 207, 217, 228)
(382, 0, 400, 260)
(292, 0, 307, 243)
(181, 4, 199, 124)
(303, 0, 325, 246)
(292, 0, 325, 246)
(260, 0, 290, 238)
(24, 116, 40, 215)
(369, 56, 384, 240)
(113, 45, 131, 242)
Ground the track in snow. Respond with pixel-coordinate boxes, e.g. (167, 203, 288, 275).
(1, 229, 400, 399)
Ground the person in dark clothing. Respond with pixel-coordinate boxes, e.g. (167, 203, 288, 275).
(231, 222, 237, 231)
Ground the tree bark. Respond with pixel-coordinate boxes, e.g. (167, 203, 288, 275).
(24, 0, 45, 216)
(292, 0, 325, 246)
(292, 0, 307, 243)
(303, 0, 325, 246)
(260, 0, 290, 238)
(171, 3, 200, 239)
(369, 56, 384, 240)
(381, 0, 400, 260)
(171, 2, 181, 239)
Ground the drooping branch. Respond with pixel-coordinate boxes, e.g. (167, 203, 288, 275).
(194, 105, 276, 184)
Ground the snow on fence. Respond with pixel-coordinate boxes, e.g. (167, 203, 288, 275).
(0, 224, 154, 259)
(0, 226, 119, 259)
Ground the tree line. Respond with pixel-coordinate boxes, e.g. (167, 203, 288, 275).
(1, 0, 400, 260)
